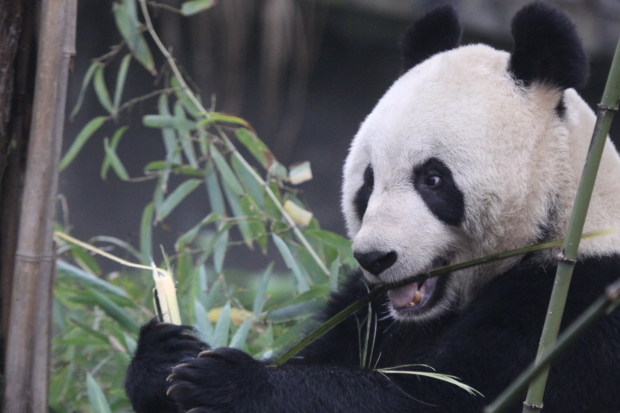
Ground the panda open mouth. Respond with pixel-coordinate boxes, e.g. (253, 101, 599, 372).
(388, 276, 438, 311)
(387, 257, 450, 313)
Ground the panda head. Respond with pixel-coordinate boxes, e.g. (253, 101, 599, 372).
(342, 2, 620, 322)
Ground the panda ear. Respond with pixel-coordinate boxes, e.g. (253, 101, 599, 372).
(509, 1, 589, 89)
(401, 5, 462, 72)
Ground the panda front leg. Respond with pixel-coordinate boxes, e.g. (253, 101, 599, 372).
(165, 348, 414, 413)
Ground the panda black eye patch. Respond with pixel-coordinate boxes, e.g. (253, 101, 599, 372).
(413, 157, 464, 226)
(353, 165, 374, 221)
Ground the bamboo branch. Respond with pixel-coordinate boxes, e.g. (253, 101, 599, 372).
(136, 0, 330, 275)
(271, 231, 611, 366)
(485, 278, 620, 413)
(2, 0, 76, 410)
(522, 36, 620, 413)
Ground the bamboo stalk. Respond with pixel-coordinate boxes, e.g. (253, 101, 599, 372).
(522, 36, 620, 413)
(2, 0, 75, 410)
(486, 278, 620, 413)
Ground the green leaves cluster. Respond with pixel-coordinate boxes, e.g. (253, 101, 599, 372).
(53, 1, 355, 411)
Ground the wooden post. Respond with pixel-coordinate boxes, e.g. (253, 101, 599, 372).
(2, 0, 75, 410)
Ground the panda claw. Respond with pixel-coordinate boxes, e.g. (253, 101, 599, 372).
(166, 384, 180, 396)
(198, 350, 213, 358)
(180, 332, 201, 341)
(172, 363, 191, 372)
(166, 373, 176, 382)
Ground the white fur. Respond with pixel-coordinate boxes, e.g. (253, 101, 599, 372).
(341, 44, 620, 321)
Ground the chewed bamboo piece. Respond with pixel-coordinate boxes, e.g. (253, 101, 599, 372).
(151, 260, 181, 324)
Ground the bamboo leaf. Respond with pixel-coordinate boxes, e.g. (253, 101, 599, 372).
(211, 145, 244, 195)
(156, 179, 201, 221)
(84, 288, 140, 333)
(231, 155, 265, 208)
(253, 263, 273, 316)
(241, 196, 267, 252)
(143, 114, 195, 130)
(70, 61, 98, 120)
(234, 128, 274, 169)
(101, 126, 128, 180)
(266, 299, 322, 323)
(56, 260, 129, 298)
(144, 162, 204, 179)
(205, 162, 226, 216)
(103, 137, 129, 180)
(60, 116, 107, 171)
(93, 65, 114, 113)
(196, 113, 251, 129)
(272, 234, 310, 293)
(140, 203, 154, 265)
(112, 0, 156, 74)
(125, 333, 137, 354)
(86, 374, 112, 413)
(229, 318, 252, 349)
(171, 75, 201, 116)
(113, 54, 131, 111)
(213, 229, 228, 274)
(378, 368, 482, 396)
(212, 301, 231, 348)
(181, 0, 216, 16)
(175, 102, 198, 167)
(194, 298, 214, 342)
(157, 94, 181, 164)
(67, 244, 102, 276)
(90, 235, 142, 261)
(175, 213, 218, 251)
(222, 182, 253, 248)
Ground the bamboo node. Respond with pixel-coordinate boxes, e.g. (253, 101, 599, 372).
(597, 104, 620, 113)
(556, 252, 576, 265)
(14, 253, 54, 263)
(523, 401, 544, 411)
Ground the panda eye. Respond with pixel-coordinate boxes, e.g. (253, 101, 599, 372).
(425, 173, 442, 188)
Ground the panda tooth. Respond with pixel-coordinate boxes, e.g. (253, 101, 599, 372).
(413, 291, 422, 305)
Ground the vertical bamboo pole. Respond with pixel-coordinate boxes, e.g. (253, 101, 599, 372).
(522, 36, 620, 413)
(2, 0, 75, 410)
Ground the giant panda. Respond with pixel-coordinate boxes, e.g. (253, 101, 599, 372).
(125, 3, 620, 412)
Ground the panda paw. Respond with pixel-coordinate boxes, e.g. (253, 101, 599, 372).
(125, 320, 209, 413)
(167, 347, 269, 413)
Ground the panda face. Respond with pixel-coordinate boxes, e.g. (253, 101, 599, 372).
(343, 45, 575, 321)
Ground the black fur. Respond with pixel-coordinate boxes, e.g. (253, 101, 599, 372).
(555, 95, 566, 118)
(124, 320, 208, 413)
(353, 165, 374, 221)
(509, 2, 589, 89)
(413, 157, 465, 226)
(126, 255, 620, 412)
(401, 5, 462, 72)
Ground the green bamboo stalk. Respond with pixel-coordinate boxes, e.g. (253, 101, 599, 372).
(522, 36, 620, 413)
(271, 231, 610, 366)
(486, 278, 620, 413)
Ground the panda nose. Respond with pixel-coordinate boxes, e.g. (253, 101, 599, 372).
(354, 250, 398, 276)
